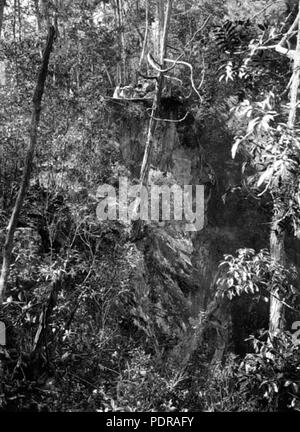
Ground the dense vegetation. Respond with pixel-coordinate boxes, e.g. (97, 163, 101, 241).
(0, 0, 300, 412)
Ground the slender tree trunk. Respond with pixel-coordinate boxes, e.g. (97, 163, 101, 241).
(287, 13, 300, 129)
(17, 0, 21, 41)
(33, 0, 42, 33)
(132, 0, 172, 238)
(269, 208, 286, 334)
(120, 0, 126, 82)
(140, 0, 172, 184)
(0, 0, 5, 90)
(138, 0, 149, 71)
(33, 0, 43, 58)
(269, 1, 300, 335)
(116, 0, 126, 83)
(0, 26, 55, 305)
(0, 0, 5, 36)
(151, 0, 165, 61)
(41, 0, 51, 29)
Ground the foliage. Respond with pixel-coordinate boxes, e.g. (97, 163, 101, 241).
(200, 353, 260, 411)
(1, 0, 300, 413)
(95, 348, 185, 412)
(231, 94, 300, 235)
(240, 330, 300, 411)
(200, 329, 300, 412)
(216, 248, 298, 304)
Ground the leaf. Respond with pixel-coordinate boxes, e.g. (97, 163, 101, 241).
(247, 117, 260, 134)
(259, 114, 274, 131)
(232, 138, 242, 159)
(257, 167, 273, 187)
(221, 193, 227, 204)
(61, 352, 71, 361)
(227, 278, 234, 287)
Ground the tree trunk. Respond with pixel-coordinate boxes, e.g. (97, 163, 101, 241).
(269, 205, 286, 334)
(116, 0, 126, 83)
(0, 0, 5, 89)
(17, 0, 21, 40)
(269, 0, 300, 335)
(287, 8, 300, 129)
(40, 0, 51, 29)
(132, 0, 172, 239)
(139, 0, 172, 184)
(138, 0, 149, 72)
(0, 0, 5, 36)
(0, 26, 55, 305)
(33, 0, 42, 33)
(152, 0, 165, 60)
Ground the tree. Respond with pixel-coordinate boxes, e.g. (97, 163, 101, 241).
(0, 0, 5, 36)
(269, 2, 300, 335)
(0, 26, 55, 304)
(33, 0, 42, 33)
(228, 1, 300, 335)
(132, 0, 173, 238)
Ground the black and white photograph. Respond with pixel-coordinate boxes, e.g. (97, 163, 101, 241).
(0, 0, 300, 415)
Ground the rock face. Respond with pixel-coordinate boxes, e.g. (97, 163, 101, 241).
(114, 99, 271, 358)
